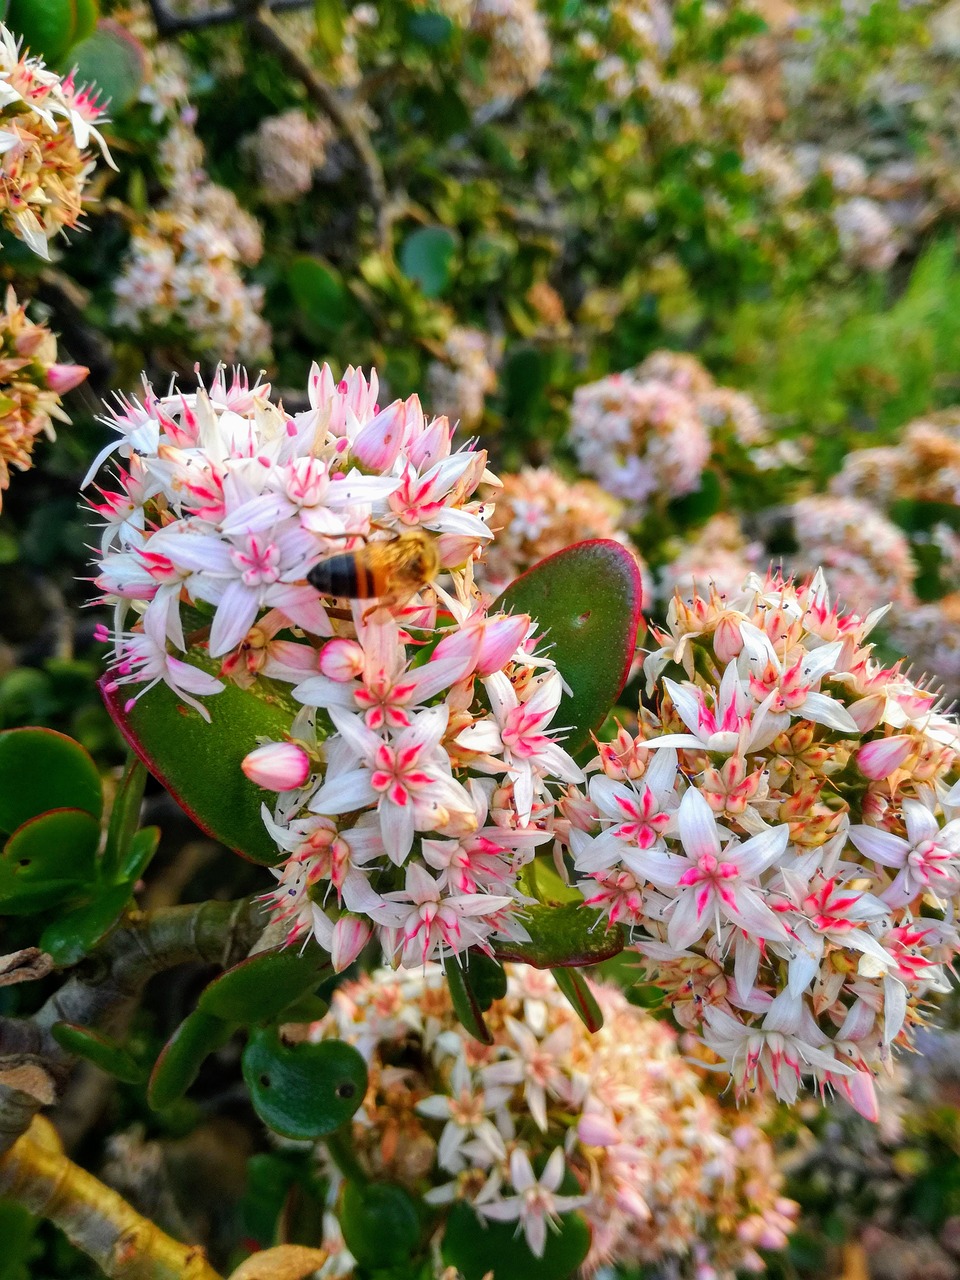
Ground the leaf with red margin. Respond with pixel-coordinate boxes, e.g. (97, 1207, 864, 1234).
(494, 539, 643, 758)
(99, 658, 298, 865)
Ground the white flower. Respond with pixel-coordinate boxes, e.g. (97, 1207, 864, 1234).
(478, 1147, 587, 1258)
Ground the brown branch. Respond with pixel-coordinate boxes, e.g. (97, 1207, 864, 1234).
(0, 897, 264, 1156)
(0, 1117, 222, 1280)
(146, 0, 310, 37)
(246, 4, 392, 252)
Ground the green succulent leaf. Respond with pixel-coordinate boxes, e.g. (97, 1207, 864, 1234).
(399, 226, 458, 298)
(115, 824, 160, 885)
(242, 1028, 367, 1140)
(101, 755, 147, 882)
(493, 903, 623, 969)
(51, 1023, 143, 1084)
(442, 1197, 591, 1280)
(7, 0, 79, 62)
(288, 257, 356, 334)
(494, 540, 644, 758)
(550, 965, 604, 1032)
(0, 808, 100, 915)
(39, 881, 133, 966)
(0, 727, 102, 835)
(443, 955, 493, 1045)
(198, 946, 331, 1026)
(99, 661, 297, 865)
(148, 1009, 235, 1111)
(68, 22, 146, 113)
(340, 1181, 421, 1269)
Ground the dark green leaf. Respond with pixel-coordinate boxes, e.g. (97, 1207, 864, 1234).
(493, 903, 623, 968)
(495, 540, 644, 756)
(40, 881, 133, 965)
(399, 226, 458, 298)
(72, 0, 99, 45)
(340, 1182, 421, 1268)
(116, 824, 160, 885)
(7, 0, 76, 62)
(0, 727, 102, 834)
(0, 808, 100, 915)
(198, 946, 331, 1025)
(443, 955, 493, 1045)
(406, 10, 454, 45)
(51, 1022, 143, 1083)
(550, 966, 603, 1032)
(101, 754, 147, 882)
(68, 22, 146, 113)
(442, 1198, 590, 1280)
(0, 1202, 37, 1280)
(99, 661, 297, 864)
(242, 1027, 367, 1140)
(148, 1010, 235, 1110)
(287, 257, 355, 334)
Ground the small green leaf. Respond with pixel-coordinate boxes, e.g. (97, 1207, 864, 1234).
(99, 660, 297, 864)
(495, 540, 643, 757)
(0, 808, 100, 915)
(242, 1028, 367, 1140)
(287, 257, 355, 334)
(40, 880, 133, 965)
(7, 0, 76, 62)
(51, 1022, 143, 1084)
(68, 22, 146, 113)
(198, 946, 331, 1025)
(101, 754, 147, 882)
(399, 226, 458, 298)
(148, 1009, 235, 1111)
(550, 966, 603, 1032)
(443, 1198, 590, 1280)
(0, 727, 102, 834)
(340, 1182, 421, 1269)
(443, 955, 493, 1045)
(493, 903, 623, 969)
(116, 824, 160, 885)
(406, 9, 454, 45)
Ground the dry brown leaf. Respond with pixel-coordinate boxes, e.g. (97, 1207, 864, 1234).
(0, 1062, 57, 1105)
(227, 1245, 331, 1280)
(0, 948, 54, 987)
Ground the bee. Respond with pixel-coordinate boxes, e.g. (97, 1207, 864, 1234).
(307, 530, 440, 618)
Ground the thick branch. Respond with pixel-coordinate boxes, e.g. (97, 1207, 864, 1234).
(0, 898, 264, 1156)
(246, 5, 392, 251)
(0, 1117, 222, 1280)
(147, 0, 309, 36)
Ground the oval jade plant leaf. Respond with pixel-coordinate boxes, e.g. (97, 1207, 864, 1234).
(442, 1198, 590, 1280)
(242, 1028, 367, 1140)
(492, 903, 623, 969)
(340, 1182, 421, 1269)
(68, 22, 146, 114)
(0, 808, 100, 915)
(99, 662, 297, 864)
(0, 728, 103, 835)
(148, 1009, 235, 1111)
(39, 881, 134, 966)
(198, 946, 331, 1025)
(494, 539, 643, 758)
(51, 1023, 143, 1084)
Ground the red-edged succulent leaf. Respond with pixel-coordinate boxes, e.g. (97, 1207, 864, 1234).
(492, 903, 623, 969)
(0, 808, 100, 915)
(0, 728, 102, 835)
(495, 539, 643, 757)
(99, 662, 298, 865)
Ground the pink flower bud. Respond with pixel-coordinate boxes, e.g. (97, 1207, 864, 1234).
(46, 362, 89, 394)
(407, 414, 453, 470)
(577, 1112, 620, 1147)
(331, 913, 373, 971)
(856, 735, 916, 780)
(714, 615, 744, 664)
(351, 400, 406, 470)
(241, 741, 310, 790)
(320, 637, 364, 681)
(475, 613, 530, 675)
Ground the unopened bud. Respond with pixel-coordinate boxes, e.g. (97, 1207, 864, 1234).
(241, 741, 311, 790)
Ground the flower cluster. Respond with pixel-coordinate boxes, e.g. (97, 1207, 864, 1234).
(87, 361, 586, 969)
(113, 112, 270, 361)
(0, 287, 88, 508)
(791, 496, 917, 617)
(478, 465, 637, 596)
(425, 327, 497, 432)
(468, 0, 550, 102)
(0, 23, 114, 258)
(832, 409, 960, 508)
(244, 109, 332, 203)
(569, 351, 765, 515)
(833, 198, 899, 273)
(565, 570, 960, 1120)
(313, 963, 795, 1277)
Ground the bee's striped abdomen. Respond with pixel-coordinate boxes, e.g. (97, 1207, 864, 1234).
(308, 552, 371, 599)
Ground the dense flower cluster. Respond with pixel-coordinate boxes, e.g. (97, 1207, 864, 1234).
(0, 23, 114, 258)
(113, 105, 270, 360)
(425, 326, 497, 431)
(478, 465, 635, 595)
(86, 362, 587, 969)
(468, 0, 550, 101)
(888, 597, 960, 708)
(313, 963, 795, 1276)
(569, 352, 765, 514)
(791, 496, 917, 616)
(0, 287, 88, 509)
(245, 109, 332, 203)
(565, 570, 960, 1120)
(832, 409, 960, 508)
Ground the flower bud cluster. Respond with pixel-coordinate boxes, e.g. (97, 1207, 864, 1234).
(312, 963, 796, 1277)
(565, 570, 960, 1120)
(0, 23, 114, 258)
(245, 109, 332, 203)
(0, 286, 87, 509)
